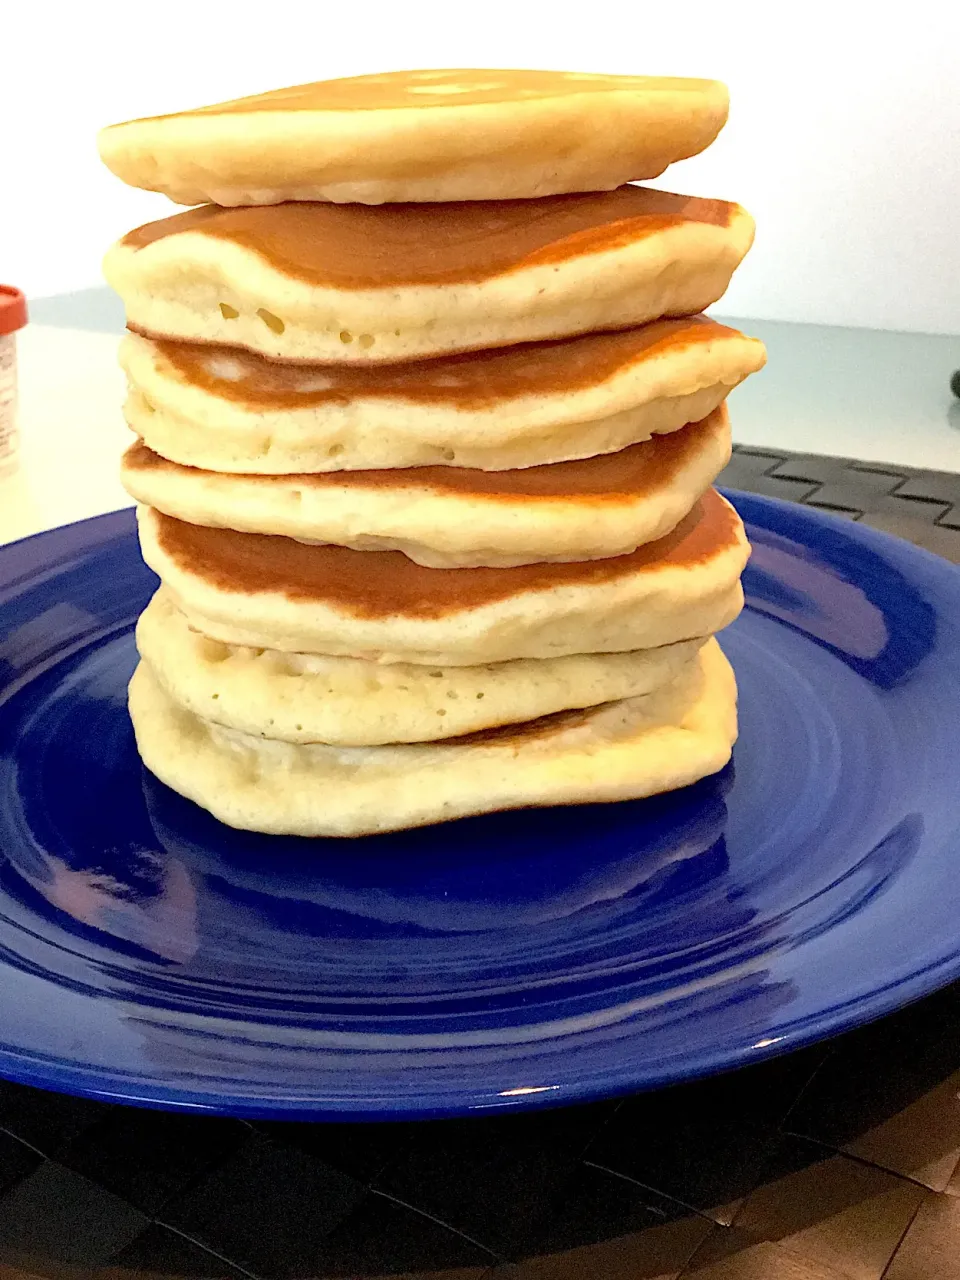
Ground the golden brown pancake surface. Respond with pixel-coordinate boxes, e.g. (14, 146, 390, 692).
(122, 187, 735, 289)
(124, 411, 724, 504)
(141, 315, 734, 406)
(150, 488, 739, 619)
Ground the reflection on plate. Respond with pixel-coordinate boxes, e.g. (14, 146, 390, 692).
(0, 495, 956, 1118)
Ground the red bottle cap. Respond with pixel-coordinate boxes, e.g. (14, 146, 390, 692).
(0, 286, 28, 337)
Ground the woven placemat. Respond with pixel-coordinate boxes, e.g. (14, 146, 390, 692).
(2, 448, 960, 1280)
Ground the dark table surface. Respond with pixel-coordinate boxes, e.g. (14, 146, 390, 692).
(2, 445, 960, 1280)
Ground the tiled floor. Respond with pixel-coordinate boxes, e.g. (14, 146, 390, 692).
(2, 448, 960, 1279)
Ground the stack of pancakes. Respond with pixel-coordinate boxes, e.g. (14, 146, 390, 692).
(98, 69, 765, 837)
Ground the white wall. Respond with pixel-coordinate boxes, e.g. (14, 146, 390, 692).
(3, 1, 959, 333)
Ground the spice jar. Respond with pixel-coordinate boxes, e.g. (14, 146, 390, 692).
(0, 286, 28, 477)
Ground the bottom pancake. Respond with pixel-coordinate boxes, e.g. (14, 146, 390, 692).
(137, 589, 707, 745)
(128, 639, 737, 837)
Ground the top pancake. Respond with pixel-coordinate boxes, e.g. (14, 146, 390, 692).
(105, 187, 755, 363)
(97, 68, 729, 207)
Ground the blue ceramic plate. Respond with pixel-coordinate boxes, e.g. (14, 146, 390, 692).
(0, 495, 958, 1119)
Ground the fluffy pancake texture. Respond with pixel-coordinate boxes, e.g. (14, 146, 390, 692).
(135, 490, 748, 665)
(104, 188, 756, 363)
(121, 410, 731, 568)
(119, 318, 764, 473)
(128, 638, 737, 836)
(105, 66, 758, 836)
(97, 69, 729, 207)
(137, 589, 707, 745)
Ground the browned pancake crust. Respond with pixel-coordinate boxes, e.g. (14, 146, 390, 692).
(437, 703, 601, 748)
(150, 488, 739, 619)
(138, 315, 733, 405)
(124, 410, 724, 503)
(122, 187, 735, 289)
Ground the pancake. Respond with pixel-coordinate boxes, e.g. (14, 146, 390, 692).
(137, 589, 707, 745)
(119, 317, 764, 473)
(104, 187, 756, 364)
(136, 489, 749, 664)
(128, 639, 737, 836)
(122, 410, 731, 568)
(97, 69, 729, 207)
